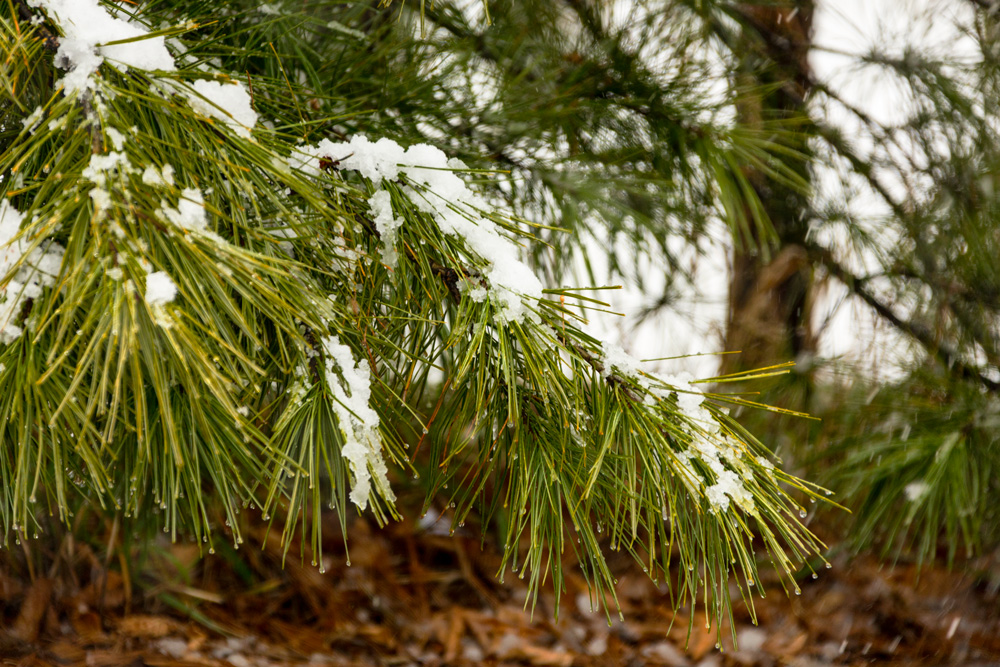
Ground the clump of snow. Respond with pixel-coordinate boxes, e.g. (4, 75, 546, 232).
(82, 151, 131, 221)
(293, 135, 544, 323)
(21, 107, 44, 134)
(0, 201, 64, 343)
(326, 20, 367, 40)
(601, 341, 642, 377)
(705, 468, 754, 513)
(105, 127, 126, 150)
(367, 190, 402, 268)
(145, 271, 177, 305)
(142, 164, 175, 187)
(904, 481, 929, 502)
(28, 0, 176, 94)
(185, 79, 258, 139)
(322, 336, 395, 510)
(159, 188, 207, 232)
(82, 151, 128, 186)
(459, 277, 488, 302)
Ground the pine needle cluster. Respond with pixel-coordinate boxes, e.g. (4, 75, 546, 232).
(0, 0, 830, 631)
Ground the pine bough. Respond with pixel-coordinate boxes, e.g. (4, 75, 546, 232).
(0, 0, 829, 629)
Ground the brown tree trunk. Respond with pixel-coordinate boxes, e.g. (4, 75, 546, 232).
(720, 1, 817, 381)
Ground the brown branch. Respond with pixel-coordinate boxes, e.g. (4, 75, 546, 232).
(79, 96, 104, 154)
(15, 0, 60, 52)
(968, 0, 999, 12)
(807, 242, 1000, 392)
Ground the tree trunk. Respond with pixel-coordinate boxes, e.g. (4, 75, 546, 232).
(720, 1, 817, 383)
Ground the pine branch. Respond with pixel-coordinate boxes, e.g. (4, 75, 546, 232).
(0, 0, 837, 636)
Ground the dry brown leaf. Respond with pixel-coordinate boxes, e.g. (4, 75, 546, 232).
(117, 614, 179, 638)
(47, 639, 87, 662)
(0, 571, 23, 602)
(443, 608, 465, 662)
(11, 577, 52, 642)
(508, 643, 575, 666)
(70, 610, 107, 644)
(782, 630, 809, 657)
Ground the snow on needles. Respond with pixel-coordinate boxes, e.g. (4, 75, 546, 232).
(28, 0, 175, 94)
(322, 336, 395, 510)
(158, 188, 208, 233)
(0, 201, 64, 344)
(294, 135, 544, 324)
(30, 1, 259, 139)
(601, 340, 756, 514)
(185, 79, 258, 139)
(145, 271, 177, 305)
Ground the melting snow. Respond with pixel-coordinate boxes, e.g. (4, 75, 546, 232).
(367, 190, 402, 269)
(142, 164, 175, 187)
(145, 270, 177, 305)
(159, 188, 207, 233)
(905, 481, 929, 502)
(599, 339, 754, 513)
(0, 201, 64, 343)
(185, 79, 258, 139)
(28, 0, 176, 94)
(294, 135, 544, 323)
(322, 336, 394, 510)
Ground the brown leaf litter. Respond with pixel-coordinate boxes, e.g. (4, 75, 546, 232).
(1, 514, 998, 666)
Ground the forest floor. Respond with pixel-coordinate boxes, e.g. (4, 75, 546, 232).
(1, 510, 999, 667)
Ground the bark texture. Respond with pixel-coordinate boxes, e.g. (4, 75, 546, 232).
(721, 1, 817, 378)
